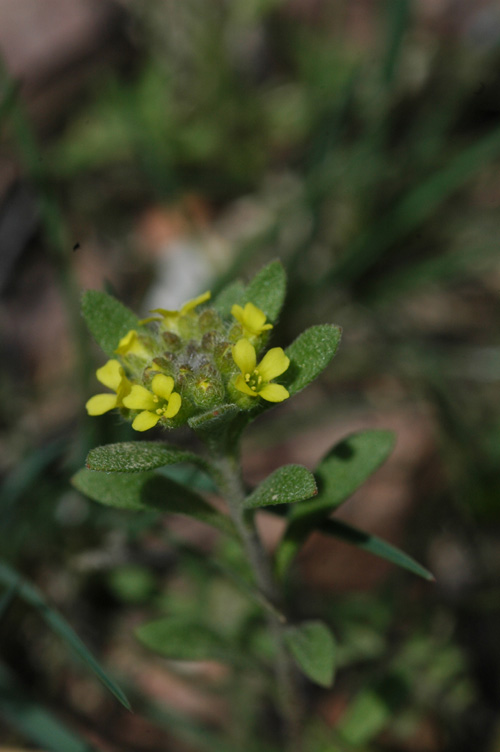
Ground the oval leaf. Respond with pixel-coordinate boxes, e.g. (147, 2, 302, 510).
(285, 621, 336, 688)
(243, 260, 286, 322)
(86, 442, 208, 473)
(283, 324, 342, 396)
(136, 617, 229, 661)
(71, 469, 236, 537)
(81, 289, 140, 357)
(245, 465, 317, 509)
(276, 430, 395, 577)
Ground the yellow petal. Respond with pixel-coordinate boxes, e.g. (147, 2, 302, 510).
(258, 348, 290, 381)
(164, 391, 182, 417)
(138, 315, 162, 325)
(132, 411, 161, 431)
(86, 394, 118, 415)
(116, 376, 132, 403)
(232, 338, 256, 375)
(180, 291, 211, 314)
(231, 303, 244, 324)
(234, 374, 259, 397)
(151, 307, 178, 317)
(151, 374, 174, 400)
(243, 302, 268, 333)
(115, 330, 149, 358)
(122, 385, 156, 411)
(258, 383, 289, 402)
(96, 360, 123, 391)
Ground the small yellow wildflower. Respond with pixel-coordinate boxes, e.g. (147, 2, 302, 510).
(122, 374, 182, 431)
(232, 339, 290, 402)
(140, 291, 211, 327)
(86, 360, 131, 416)
(115, 330, 150, 359)
(231, 302, 273, 339)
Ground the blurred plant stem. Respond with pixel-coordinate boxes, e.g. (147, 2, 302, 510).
(212, 451, 303, 752)
(0, 59, 92, 398)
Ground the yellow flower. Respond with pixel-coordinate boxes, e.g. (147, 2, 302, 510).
(232, 339, 290, 402)
(86, 360, 131, 416)
(231, 302, 273, 339)
(141, 291, 211, 327)
(115, 330, 150, 359)
(122, 374, 182, 431)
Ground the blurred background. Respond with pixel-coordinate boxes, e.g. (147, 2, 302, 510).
(1, 0, 500, 750)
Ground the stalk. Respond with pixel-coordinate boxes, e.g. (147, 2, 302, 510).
(212, 451, 303, 752)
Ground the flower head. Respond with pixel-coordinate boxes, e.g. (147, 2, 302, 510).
(231, 302, 272, 339)
(122, 374, 182, 431)
(141, 291, 211, 328)
(115, 330, 150, 359)
(86, 360, 131, 415)
(232, 339, 289, 402)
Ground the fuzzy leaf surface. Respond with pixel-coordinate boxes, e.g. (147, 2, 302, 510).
(245, 465, 317, 509)
(321, 519, 435, 581)
(283, 324, 342, 396)
(72, 469, 236, 537)
(188, 404, 244, 453)
(81, 290, 140, 357)
(285, 621, 336, 687)
(86, 442, 207, 474)
(243, 260, 286, 322)
(136, 617, 229, 661)
(213, 280, 246, 317)
(276, 430, 395, 576)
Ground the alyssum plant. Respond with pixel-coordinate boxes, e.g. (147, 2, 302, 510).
(73, 260, 433, 750)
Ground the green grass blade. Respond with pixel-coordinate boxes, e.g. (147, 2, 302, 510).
(0, 561, 131, 709)
(381, 0, 412, 86)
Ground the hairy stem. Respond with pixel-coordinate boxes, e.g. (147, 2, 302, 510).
(212, 453, 303, 752)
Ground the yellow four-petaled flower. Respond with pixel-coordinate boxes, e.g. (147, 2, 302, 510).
(115, 330, 150, 359)
(232, 339, 289, 402)
(231, 302, 273, 339)
(86, 360, 131, 415)
(122, 374, 182, 431)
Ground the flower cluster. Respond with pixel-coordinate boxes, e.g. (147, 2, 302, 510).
(86, 291, 290, 432)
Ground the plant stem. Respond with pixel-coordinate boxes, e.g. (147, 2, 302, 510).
(212, 453, 303, 752)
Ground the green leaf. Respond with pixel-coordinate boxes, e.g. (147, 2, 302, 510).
(243, 260, 287, 322)
(301, 430, 395, 518)
(212, 279, 246, 317)
(81, 289, 140, 357)
(136, 617, 229, 661)
(245, 465, 317, 509)
(320, 519, 435, 581)
(0, 662, 96, 752)
(284, 621, 336, 688)
(337, 676, 408, 745)
(276, 430, 395, 576)
(86, 441, 207, 473)
(283, 324, 342, 396)
(71, 468, 237, 538)
(0, 561, 130, 711)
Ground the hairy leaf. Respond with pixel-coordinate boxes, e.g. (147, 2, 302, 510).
(243, 259, 287, 322)
(276, 430, 395, 576)
(81, 289, 140, 357)
(86, 441, 207, 474)
(72, 469, 236, 537)
(283, 324, 342, 396)
(213, 280, 246, 317)
(245, 465, 317, 509)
